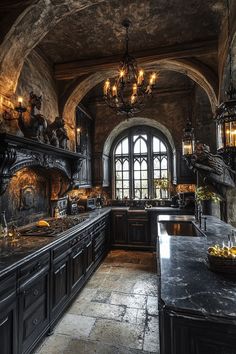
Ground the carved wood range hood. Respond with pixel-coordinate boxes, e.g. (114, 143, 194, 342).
(0, 133, 85, 196)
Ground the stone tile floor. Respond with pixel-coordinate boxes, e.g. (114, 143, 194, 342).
(36, 250, 159, 354)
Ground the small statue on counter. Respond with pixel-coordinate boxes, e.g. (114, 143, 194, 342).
(45, 116, 69, 149)
(17, 91, 48, 142)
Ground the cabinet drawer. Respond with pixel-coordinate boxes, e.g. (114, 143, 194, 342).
(0, 273, 16, 310)
(19, 252, 50, 283)
(23, 275, 47, 310)
(23, 300, 46, 341)
(52, 241, 71, 261)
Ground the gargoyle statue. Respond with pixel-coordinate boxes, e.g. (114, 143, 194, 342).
(45, 116, 69, 149)
(18, 91, 47, 142)
(184, 142, 236, 188)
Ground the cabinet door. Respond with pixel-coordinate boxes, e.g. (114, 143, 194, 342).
(128, 219, 149, 244)
(19, 271, 50, 354)
(85, 237, 94, 273)
(0, 302, 17, 354)
(71, 247, 85, 292)
(112, 211, 127, 244)
(51, 256, 70, 320)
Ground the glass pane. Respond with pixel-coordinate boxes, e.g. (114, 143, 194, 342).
(115, 142, 122, 155)
(122, 138, 129, 154)
(134, 180, 141, 188)
(123, 180, 129, 188)
(134, 171, 140, 180)
(134, 189, 141, 199)
(141, 170, 147, 179)
(116, 160, 122, 171)
(123, 160, 129, 170)
(141, 180, 148, 188)
(153, 137, 160, 152)
(141, 159, 147, 170)
(141, 134, 147, 140)
(133, 135, 139, 142)
(142, 189, 148, 198)
(123, 189, 129, 198)
(154, 157, 160, 169)
(116, 171, 122, 179)
(123, 171, 129, 179)
(154, 170, 160, 178)
(116, 181, 122, 188)
(161, 170, 168, 178)
(140, 139, 147, 153)
(134, 138, 141, 153)
(160, 142, 167, 152)
(161, 157, 167, 169)
(134, 160, 140, 170)
(116, 189, 122, 199)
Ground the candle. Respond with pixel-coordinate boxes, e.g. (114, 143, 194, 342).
(18, 96, 23, 105)
(112, 85, 117, 97)
(149, 73, 157, 86)
(77, 127, 81, 146)
(131, 95, 136, 104)
(137, 70, 144, 85)
(132, 83, 137, 95)
(119, 69, 125, 78)
(103, 80, 110, 96)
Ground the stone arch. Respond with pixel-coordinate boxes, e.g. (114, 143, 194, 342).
(62, 58, 218, 134)
(0, 0, 106, 97)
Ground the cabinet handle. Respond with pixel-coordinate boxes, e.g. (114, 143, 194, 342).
(32, 318, 38, 326)
(33, 289, 39, 296)
(0, 316, 8, 327)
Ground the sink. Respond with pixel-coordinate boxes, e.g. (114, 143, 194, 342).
(158, 221, 205, 237)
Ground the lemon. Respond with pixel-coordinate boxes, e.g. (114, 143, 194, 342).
(36, 220, 50, 227)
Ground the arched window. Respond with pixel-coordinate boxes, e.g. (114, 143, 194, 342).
(113, 127, 171, 199)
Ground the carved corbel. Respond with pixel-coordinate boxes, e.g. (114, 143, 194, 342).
(0, 145, 17, 195)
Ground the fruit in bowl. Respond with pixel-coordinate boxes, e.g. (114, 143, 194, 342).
(208, 245, 236, 259)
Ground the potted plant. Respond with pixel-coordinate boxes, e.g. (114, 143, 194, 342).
(154, 178, 170, 199)
(195, 186, 221, 215)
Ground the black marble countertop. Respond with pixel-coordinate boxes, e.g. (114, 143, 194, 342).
(0, 208, 111, 277)
(158, 215, 236, 321)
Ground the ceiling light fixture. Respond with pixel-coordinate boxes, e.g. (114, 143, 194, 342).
(215, 0, 236, 164)
(103, 19, 158, 117)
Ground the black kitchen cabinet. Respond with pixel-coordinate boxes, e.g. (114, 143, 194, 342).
(112, 210, 152, 249)
(85, 236, 94, 274)
(70, 245, 85, 294)
(51, 255, 70, 322)
(112, 210, 127, 244)
(18, 252, 50, 354)
(159, 307, 236, 354)
(127, 218, 149, 245)
(0, 272, 17, 354)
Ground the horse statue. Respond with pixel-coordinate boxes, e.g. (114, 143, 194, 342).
(44, 116, 69, 149)
(18, 91, 47, 142)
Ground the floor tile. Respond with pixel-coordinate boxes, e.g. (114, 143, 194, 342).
(110, 292, 147, 309)
(69, 301, 125, 321)
(147, 296, 158, 316)
(89, 318, 144, 350)
(55, 313, 96, 339)
(35, 334, 72, 354)
(123, 307, 146, 325)
(143, 315, 159, 352)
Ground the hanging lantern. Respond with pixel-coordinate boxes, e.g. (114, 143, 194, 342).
(215, 0, 236, 155)
(182, 119, 195, 156)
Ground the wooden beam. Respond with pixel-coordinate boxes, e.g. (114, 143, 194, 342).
(54, 39, 218, 80)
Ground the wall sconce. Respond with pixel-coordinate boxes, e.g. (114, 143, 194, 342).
(15, 96, 26, 118)
(182, 119, 195, 156)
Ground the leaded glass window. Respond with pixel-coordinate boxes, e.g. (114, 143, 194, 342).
(113, 128, 170, 199)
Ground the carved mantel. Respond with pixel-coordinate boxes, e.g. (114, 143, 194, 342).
(0, 133, 85, 195)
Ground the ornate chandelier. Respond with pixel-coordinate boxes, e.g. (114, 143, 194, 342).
(103, 19, 158, 117)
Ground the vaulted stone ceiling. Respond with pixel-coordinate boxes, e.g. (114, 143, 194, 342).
(37, 0, 225, 64)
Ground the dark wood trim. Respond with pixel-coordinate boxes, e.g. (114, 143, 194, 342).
(54, 39, 218, 80)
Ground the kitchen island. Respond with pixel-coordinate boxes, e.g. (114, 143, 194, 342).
(157, 215, 236, 354)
